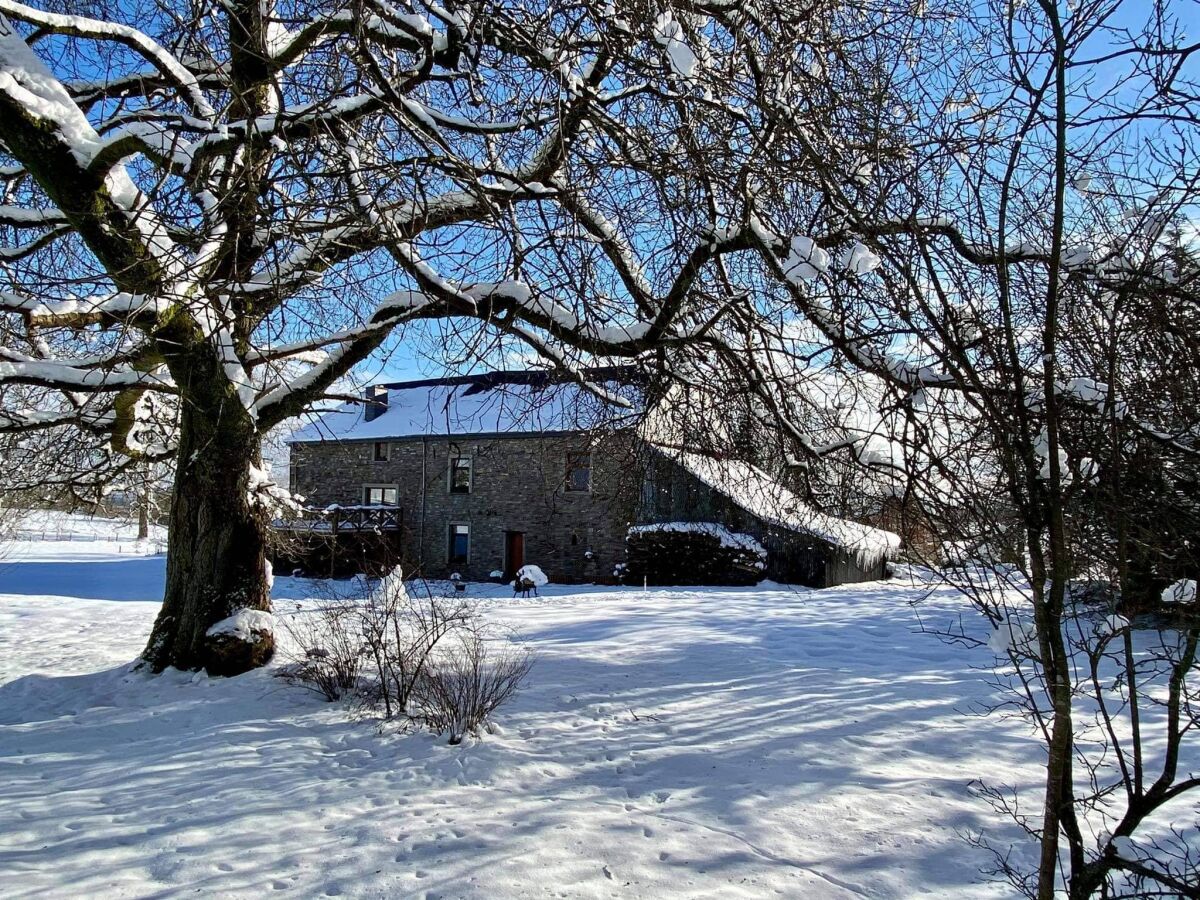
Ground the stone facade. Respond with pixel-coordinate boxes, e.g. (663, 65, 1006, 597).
(638, 450, 887, 586)
(289, 416, 891, 588)
(290, 430, 641, 583)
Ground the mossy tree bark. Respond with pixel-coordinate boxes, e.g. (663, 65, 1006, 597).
(141, 355, 273, 676)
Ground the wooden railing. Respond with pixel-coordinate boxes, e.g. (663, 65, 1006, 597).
(276, 505, 403, 534)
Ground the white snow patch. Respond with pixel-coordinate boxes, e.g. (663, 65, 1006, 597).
(515, 564, 549, 587)
(782, 235, 831, 283)
(652, 11, 699, 81)
(205, 608, 274, 642)
(1033, 427, 1070, 482)
(839, 242, 881, 275)
(3, 537, 1192, 899)
(247, 462, 302, 514)
(287, 378, 637, 443)
(987, 613, 1038, 657)
(1162, 578, 1197, 604)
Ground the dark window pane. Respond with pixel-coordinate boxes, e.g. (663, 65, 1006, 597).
(373, 441, 389, 461)
(450, 457, 472, 494)
(565, 452, 591, 492)
(449, 523, 470, 561)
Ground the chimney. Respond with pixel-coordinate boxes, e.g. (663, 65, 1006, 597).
(364, 385, 388, 422)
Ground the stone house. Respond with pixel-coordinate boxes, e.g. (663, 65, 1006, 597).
(285, 370, 898, 586)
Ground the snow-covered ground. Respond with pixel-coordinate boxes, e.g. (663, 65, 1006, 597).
(5, 510, 167, 563)
(0, 539, 1047, 898)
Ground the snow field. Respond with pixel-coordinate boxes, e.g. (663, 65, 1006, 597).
(0, 549, 1042, 898)
(4, 511, 167, 561)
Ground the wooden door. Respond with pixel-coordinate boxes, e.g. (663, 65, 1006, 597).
(504, 531, 525, 580)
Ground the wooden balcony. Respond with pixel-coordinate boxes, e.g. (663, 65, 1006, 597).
(275, 505, 403, 535)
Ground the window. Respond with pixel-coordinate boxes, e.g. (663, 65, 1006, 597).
(363, 485, 398, 505)
(565, 452, 592, 493)
(449, 456, 472, 494)
(373, 441, 390, 462)
(449, 523, 470, 562)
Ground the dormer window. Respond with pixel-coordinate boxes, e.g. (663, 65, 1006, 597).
(449, 456, 472, 494)
(373, 441, 390, 462)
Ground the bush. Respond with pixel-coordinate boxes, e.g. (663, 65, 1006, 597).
(415, 628, 533, 744)
(357, 569, 473, 720)
(279, 568, 532, 741)
(625, 523, 767, 586)
(277, 588, 366, 701)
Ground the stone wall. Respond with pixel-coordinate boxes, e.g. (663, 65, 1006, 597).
(636, 448, 887, 587)
(289, 435, 888, 588)
(289, 430, 641, 583)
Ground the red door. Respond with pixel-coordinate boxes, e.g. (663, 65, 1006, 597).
(504, 531, 525, 580)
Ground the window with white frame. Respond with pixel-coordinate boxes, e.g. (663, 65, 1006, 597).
(448, 523, 470, 562)
(363, 484, 398, 505)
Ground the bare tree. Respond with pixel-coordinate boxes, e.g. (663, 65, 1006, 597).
(1, 0, 1195, 891)
(0, 0, 928, 672)
(715, 1, 1199, 895)
(0, 481, 29, 553)
(619, 0, 1198, 894)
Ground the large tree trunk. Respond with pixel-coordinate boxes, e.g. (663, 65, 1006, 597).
(141, 396, 273, 676)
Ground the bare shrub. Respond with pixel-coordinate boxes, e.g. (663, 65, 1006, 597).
(277, 597, 364, 702)
(357, 571, 474, 721)
(280, 569, 532, 741)
(414, 627, 535, 745)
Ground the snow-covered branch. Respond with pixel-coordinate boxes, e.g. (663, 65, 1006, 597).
(0, 1, 214, 120)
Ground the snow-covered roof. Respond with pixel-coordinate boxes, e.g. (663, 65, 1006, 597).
(287, 368, 641, 443)
(627, 522, 767, 558)
(661, 448, 900, 568)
